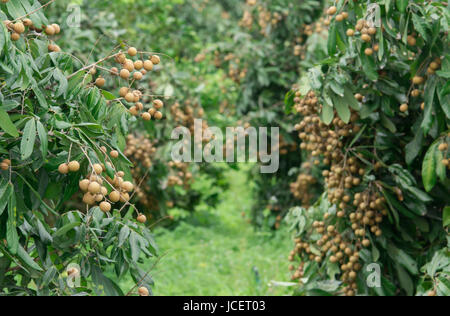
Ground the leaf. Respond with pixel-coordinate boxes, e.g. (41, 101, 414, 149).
(443, 206, 450, 227)
(331, 93, 350, 123)
(20, 118, 36, 160)
(17, 245, 43, 272)
(0, 182, 12, 217)
(118, 226, 130, 247)
(387, 243, 418, 275)
(405, 129, 424, 164)
(36, 120, 48, 158)
(53, 222, 81, 238)
(327, 23, 337, 55)
(422, 143, 437, 192)
(321, 103, 334, 125)
(91, 265, 123, 296)
(0, 108, 19, 137)
(129, 232, 140, 262)
(421, 76, 437, 135)
(6, 192, 18, 255)
(396, 0, 408, 12)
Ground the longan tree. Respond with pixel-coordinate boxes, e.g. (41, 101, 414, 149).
(0, 0, 164, 295)
(285, 0, 449, 296)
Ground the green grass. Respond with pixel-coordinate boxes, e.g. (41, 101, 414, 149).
(120, 165, 293, 296)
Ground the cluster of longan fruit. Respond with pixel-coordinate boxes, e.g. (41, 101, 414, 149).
(0, 158, 11, 171)
(289, 90, 389, 295)
(170, 100, 205, 134)
(91, 46, 164, 121)
(3, 16, 61, 46)
(167, 161, 193, 188)
(290, 162, 317, 208)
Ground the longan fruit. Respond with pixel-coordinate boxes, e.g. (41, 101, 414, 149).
(412, 76, 424, 85)
(122, 181, 134, 192)
(99, 201, 111, 213)
(95, 194, 104, 203)
(109, 191, 120, 203)
(128, 47, 137, 56)
(51, 24, 61, 34)
(124, 60, 134, 72)
(148, 108, 156, 115)
(407, 35, 416, 46)
(153, 99, 164, 109)
(361, 34, 371, 42)
(48, 44, 61, 52)
(150, 55, 160, 65)
(93, 163, 103, 174)
(399, 103, 408, 112)
(11, 32, 20, 41)
(82, 193, 95, 205)
(154, 111, 163, 120)
(335, 14, 344, 22)
(143, 60, 154, 71)
(119, 192, 130, 203)
(120, 69, 130, 79)
(110, 67, 119, 75)
(79, 179, 90, 192)
(68, 161, 80, 172)
(0, 162, 9, 170)
(364, 48, 373, 56)
(134, 60, 143, 70)
(429, 61, 439, 70)
(141, 112, 151, 121)
(129, 106, 139, 116)
(136, 102, 144, 110)
(411, 89, 420, 97)
(438, 143, 448, 152)
(346, 29, 355, 37)
(138, 287, 149, 296)
(327, 6, 337, 15)
(23, 19, 33, 27)
(133, 71, 143, 80)
(125, 92, 135, 103)
(13, 22, 25, 34)
(367, 27, 377, 35)
(373, 44, 379, 52)
(58, 163, 69, 174)
(88, 182, 101, 194)
(119, 87, 129, 97)
(137, 214, 147, 223)
(95, 77, 106, 87)
(100, 186, 108, 196)
(110, 150, 119, 158)
(45, 25, 56, 35)
(362, 239, 370, 247)
(341, 12, 348, 19)
(117, 171, 125, 178)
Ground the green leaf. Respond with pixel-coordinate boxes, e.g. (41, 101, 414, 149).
(36, 120, 48, 158)
(20, 118, 36, 160)
(129, 231, 140, 262)
(422, 143, 437, 192)
(0, 108, 19, 137)
(396, 0, 408, 12)
(0, 182, 12, 216)
(17, 245, 43, 272)
(387, 243, 418, 275)
(331, 93, 350, 123)
(443, 206, 450, 227)
(6, 193, 18, 255)
(421, 76, 437, 135)
(53, 222, 81, 238)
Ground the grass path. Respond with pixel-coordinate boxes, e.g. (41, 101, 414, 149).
(144, 166, 293, 296)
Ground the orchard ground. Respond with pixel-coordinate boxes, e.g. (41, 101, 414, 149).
(115, 165, 293, 295)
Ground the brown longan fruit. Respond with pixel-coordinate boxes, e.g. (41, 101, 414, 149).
(128, 47, 137, 56)
(110, 150, 119, 158)
(0, 162, 9, 170)
(361, 34, 371, 42)
(11, 32, 20, 41)
(150, 55, 160, 65)
(13, 22, 25, 34)
(95, 77, 106, 87)
(364, 48, 373, 56)
(134, 60, 143, 70)
(399, 103, 408, 112)
(335, 14, 344, 22)
(429, 61, 439, 70)
(93, 163, 103, 174)
(412, 76, 424, 85)
(133, 71, 143, 80)
(367, 27, 377, 35)
(148, 108, 156, 115)
(100, 186, 108, 196)
(362, 239, 370, 247)
(119, 192, 130, 203)
(439, 143, 448, 152)
(138, 287, 149, 296)
(411, 89, 420, 97)
(52, 24, 61, 34)
(153, 99, 164, 109)
(45, 25, 55, 35)
(129, 106, 139, 116)
(137, 214, 147, 223)
(79, 179, 90, 192)
(141, 112, 151, 121)
(58, 163, 69, 174)
(119, 87, 129, 97)
(122, 181, 134, 192)
(346, 29, 355, 37)
(125, 92, 135, 103)
(110, 67, 119, 76)
(120, 69, 130, 79)
(68, 161, 80, 172)
(407, 35, 416, 46)
(143, 60, 154, 71)
(82, 193, 95, 205)
(136, 102, 144, 110)
(154, 111, 163, 120)
(99, 201, 111, 213)
(124, 60, 134, 72)
(88, 182, 101, 194)
(327, 6, 337, 15)
(23, 19, 33, 27)
(109, 191, 120, 203)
